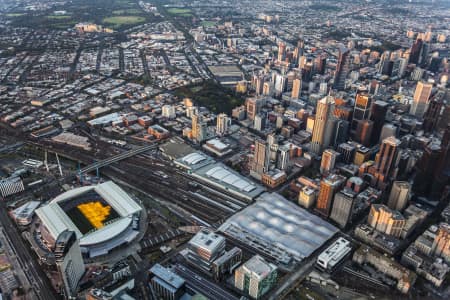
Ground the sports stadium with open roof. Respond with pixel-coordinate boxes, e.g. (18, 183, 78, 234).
(35, 181, 143, 259)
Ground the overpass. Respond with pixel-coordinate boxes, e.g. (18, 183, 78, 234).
(80, 143, 158, 174)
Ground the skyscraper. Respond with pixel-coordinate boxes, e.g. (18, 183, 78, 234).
(369, 136, 401, 188)
(351, 92, 372, 137)
(246, 97, 263, 120)
(55, 231, 85, 298)
(387, 181, 411, 211)
(410, 81, 433, 118)
(251, 139, 270, 178)
(369, 100, 389, 145)
(320, 149, 339, 174)
(216, 113, 230, 135)
(355, 120, 373, 147)
(432, 223, 450, 262)
(277, 41, 286, 62)
(276, 145, 290, 171)
(192, 114, 207, 142)
(253, 74, 265, 96)
(291, 78, 302, 99)
(368, 204, 405, 238)
(409, 38, 423, 65)
(330, 188, 357, 228)
(235, 255, 278, 299)
(316, 174, 345, 217)
(423, 95, 444, 133)
(333, 47, 350, 90)
(311, 95, 336, 155)
(413, 142, 441, 197)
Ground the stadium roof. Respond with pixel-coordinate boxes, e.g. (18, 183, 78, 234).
(36, 181, 141, 243)
(51, 181, 141, 216)
(219, 192, 338, 264)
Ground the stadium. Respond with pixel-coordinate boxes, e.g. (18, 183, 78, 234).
(34, 181, 143, 260)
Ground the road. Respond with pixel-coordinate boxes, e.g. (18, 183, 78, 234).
(0, 202, 58, 300)
(79, 143, 158, 173)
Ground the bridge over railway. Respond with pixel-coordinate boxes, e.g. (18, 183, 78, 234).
(79, 143, 159, 174)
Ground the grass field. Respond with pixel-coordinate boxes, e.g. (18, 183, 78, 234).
(103, 16, 146, 27)
(5, 13, 25, 17)
(167, 8, 193, 17)
(112, 9, 142, 15)
(201, 21, 217, 27)
(46, 15, 72, 20)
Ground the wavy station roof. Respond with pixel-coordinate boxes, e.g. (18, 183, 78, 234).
(219, 192, 338, 264)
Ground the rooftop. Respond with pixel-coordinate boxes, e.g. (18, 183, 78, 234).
(150, 264, 185, 289)
(242, 255, 277, 279)
(189, 229, 225, 252)
(219, 192, 338, 263)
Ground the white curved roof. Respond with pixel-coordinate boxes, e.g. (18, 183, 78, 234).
(205, 166, 256, 192)
(50, 181, 141, 216)
(36, 181, 141, 241)
(219, 192, 338, 260)
(181, 152, 207, 165)
(80, 217, 132, 246)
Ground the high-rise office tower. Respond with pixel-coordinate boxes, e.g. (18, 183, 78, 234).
(333, 119, 349, 148)
(216, 113, 230, 135)
(387, 181, 411, 211)
(162, 105, 176, 119)
(191, 113, 200, 140)
(251, 139, 270, 178)
(293, 38, 304, 61)
(392, 57, 407, 78)
(235, 255, 278, 300)
(355, 120, 374, 147)
(253, 114, 266, 131)
(370, 100, 389, 145)
(409, 38, 424, 65)
(413, 142, 441, 197)
(432, 125, 450, 198)
(351, 92, 372, 137)
(55, 231, 85, 298)
(423, 95, 444, 133)
(314, 54, 326, 75)
(192, 114, 207, 142)
(330, 188, 357, 228)
(368, 204, 405, 238)
(277, 41, 286, 62)
(311, 95, 336, 155)
(186, 106, 198, 118)
(254, 74, 265, 96)
(420, 42, 429, 66)
(320, 149, 339, 174)
(337, 142, 356, 164)
(432, 223, 450, 262)
(369, 136, 401, 187)
(315, 174, 345, 217)
(246, 97, 262, 120)
(377, 51, 391, 75)
(410, 81, 433, 118)
(291, 78, 302, 99)
(276, 145, 290, 171)
(333, 47, 350, 90)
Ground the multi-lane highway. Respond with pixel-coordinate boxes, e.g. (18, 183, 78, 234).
(0, 202, 58, 300)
